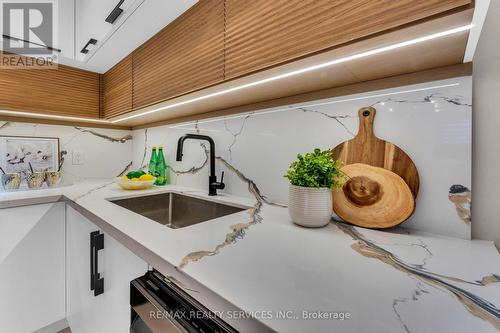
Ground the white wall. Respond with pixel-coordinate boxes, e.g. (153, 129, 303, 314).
(472, 0, 500, 248)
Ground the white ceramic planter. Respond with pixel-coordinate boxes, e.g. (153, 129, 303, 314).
(288, 184, 333, 228)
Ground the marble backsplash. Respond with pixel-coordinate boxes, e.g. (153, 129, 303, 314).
(0, 121, 133, 186)
(132, 76, 472, 239)
(0, 76, 472, 239)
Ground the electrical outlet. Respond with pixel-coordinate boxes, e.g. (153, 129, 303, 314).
(72, 150, 85, 165)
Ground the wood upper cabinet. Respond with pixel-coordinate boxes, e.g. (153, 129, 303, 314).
(224, 0, 472, 79)
(98, 0, 472, 119)
(101, 55, 133, 118)
(132, 0, 225, 110)
(0, 62, 100, 118)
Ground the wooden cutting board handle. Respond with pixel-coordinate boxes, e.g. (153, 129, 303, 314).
(358, 107, 377, 140)
(332, 106, 419, 198)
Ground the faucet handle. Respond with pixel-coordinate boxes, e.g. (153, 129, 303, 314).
(213, 171, 225, 191)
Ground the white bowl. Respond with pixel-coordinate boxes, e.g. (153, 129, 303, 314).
(115, 177, 156, 190)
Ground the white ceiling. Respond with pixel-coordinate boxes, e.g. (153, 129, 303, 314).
(55, 0, 197, 73)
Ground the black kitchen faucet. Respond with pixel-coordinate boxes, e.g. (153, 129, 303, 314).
(176, 134, 225, 196)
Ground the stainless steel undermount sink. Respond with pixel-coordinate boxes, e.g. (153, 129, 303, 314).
(110, 192, 246, 229)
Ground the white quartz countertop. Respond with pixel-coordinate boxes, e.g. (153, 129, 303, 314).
(1, 180, 499, 332)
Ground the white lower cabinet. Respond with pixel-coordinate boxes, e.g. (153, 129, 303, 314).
(66, 206, 148, 333)
(0, 202, 66, 333)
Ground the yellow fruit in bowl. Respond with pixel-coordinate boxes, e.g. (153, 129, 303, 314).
(139, 174, 154, 181)
(116, 173, 155, 190)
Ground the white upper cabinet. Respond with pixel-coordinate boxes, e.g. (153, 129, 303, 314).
(74, 0, 144, 62)
(48, 0, 196, 72)
(57, 0, 75, 59)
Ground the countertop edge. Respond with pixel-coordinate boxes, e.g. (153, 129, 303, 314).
(0, 190, 274, 332)
(65, 198, 276, 333)
(0, 194, 65, 208)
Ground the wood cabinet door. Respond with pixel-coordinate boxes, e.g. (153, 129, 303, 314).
(0, 60, 100, 118)
(0, 203, 65, 333)
(224, 0, 472, 79)
(102, 55, 133, 119)
(132, 0, 225, 110)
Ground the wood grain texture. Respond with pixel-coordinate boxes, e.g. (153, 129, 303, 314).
(0, 55, 100, 118)
(332, 107, 420, 197)
(104, 1, 471, 122)
(333, 163, 415, 228)
(131, 63, 472, 129)
(102, 55, 133, 118)
(132, 0, 225, 110)
(225, 0, 471, 79)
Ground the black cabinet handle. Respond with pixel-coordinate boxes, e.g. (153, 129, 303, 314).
(90, 231, 104, 296)
(105, 0, 125, 24)
(2, 34, 61, 53)
(80, 38, 97, 54)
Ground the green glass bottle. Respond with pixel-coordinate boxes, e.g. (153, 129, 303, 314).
(148, 146, 157, 177)
(155, 146, 168, 185)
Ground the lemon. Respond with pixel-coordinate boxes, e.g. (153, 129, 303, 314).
(131, 178, 140, 181)
(120, 176, 128, 180)
(139, 174, 154, 181)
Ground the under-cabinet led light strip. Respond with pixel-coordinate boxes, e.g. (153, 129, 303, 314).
(0, 109, 111, 123)
(168, 82, 461, 129)
(0, 24, 473, 125)
(111, 24, 473, 123)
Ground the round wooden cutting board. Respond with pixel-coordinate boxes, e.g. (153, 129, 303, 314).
(333, 163, 415, 228)
(331, 107, 419, 228)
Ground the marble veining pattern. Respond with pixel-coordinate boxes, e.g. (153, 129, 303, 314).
(0, 121, 132, 185)
(391, 283, 430, 333)
(0, 78, 482, 332)
(126, 78, 497, 330)
(0, 180, 498, 332)
(132, 77, 473, 239)
(224, 115, 251, 161)
(399, 282, 431, 332)
(297, 106, 355, 137)
(449, 184, 472, 224)
(139, 129, 148, 168)
(126, 77, 488, 331)
(0, 121, 11, 130)
(171, 143, 210, 175)
(337, 223, 500, 331)
(116, 161, 133, 177)
(371, 92, 473, 108)
(179, 154, 278, 268)
(73, 126, 133, 143)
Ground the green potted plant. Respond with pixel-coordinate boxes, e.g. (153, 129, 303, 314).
(285, 148, 346, 227)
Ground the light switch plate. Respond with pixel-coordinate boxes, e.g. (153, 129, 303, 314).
(72, 150, 85, 165)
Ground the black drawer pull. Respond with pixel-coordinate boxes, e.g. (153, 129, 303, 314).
(90, 231, 104, 296)
(105, 0, 125, 24)
(80, 38, 97, 54)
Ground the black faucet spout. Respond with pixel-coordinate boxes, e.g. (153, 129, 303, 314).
(176, 134, 224, 196)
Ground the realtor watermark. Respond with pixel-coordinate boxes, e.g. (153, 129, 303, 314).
(149, 309, 352, 321)
(1, 0, 58, 68)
